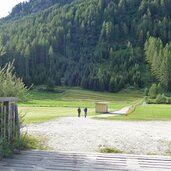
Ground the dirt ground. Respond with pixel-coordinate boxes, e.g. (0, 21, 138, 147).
(23, 117, 171, 155)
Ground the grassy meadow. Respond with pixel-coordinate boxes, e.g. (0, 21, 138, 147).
(19, 86, 171, 123)
(101, 104, 171, 121)
(19, 86, 143, 123)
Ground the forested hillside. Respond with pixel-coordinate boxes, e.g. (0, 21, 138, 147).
(0, 0, 171, 92)
(5, 0, 73, 19)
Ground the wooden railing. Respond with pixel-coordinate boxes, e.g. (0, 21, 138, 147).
(126, 99, 143, 115)
(0, 97, 20, 144)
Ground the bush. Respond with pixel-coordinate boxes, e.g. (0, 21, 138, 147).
(148, 83, 157, 99)
(146, 93, 171, 104)
(145, 83, 171, 104)
(157, 83, 164, 94)
(167, 97, 171, 104)
(155, 94, 167, 104)
(0, 61, 28, 98)
(144, 88, 149, 96)
(0, 139, 13, 157)
(0, 61, 28, 158)
(0, 133, 48, 158)
(20, 134, 48, 150)
(46, 78, 55, 91)
(99, 147, 122, 153)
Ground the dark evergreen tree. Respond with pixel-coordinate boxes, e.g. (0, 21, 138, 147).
(0, 0, 171, 92)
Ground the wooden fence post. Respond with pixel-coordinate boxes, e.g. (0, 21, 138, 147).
(0, 97, 19, 158)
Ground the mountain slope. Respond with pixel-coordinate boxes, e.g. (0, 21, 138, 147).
(0, 0, 171, 91)
(5, 0, 73, 20)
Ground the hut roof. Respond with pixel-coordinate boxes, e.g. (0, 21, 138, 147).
(95, 102, 109, 105)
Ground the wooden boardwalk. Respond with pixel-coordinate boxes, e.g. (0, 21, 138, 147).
(0, 150, 171, 171)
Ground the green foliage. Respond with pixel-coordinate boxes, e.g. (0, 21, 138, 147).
(145, 37, 171, 91)
(0, 133, 48, 158)
(0, 62, 28, 98)
(0, 139, 13, 157)
(148, 83, 157, 99)
(19, 133, 48, 150)
(0, 62, 28, 158)
(99, 147, 122, 153)
(0, 0, 171, 92)
(8, 0, 72, 19)
(144, 88, 149, 96)
(46, 78, 55, 91)
(155, 94, 167, 104)
(0, 0, 153, 92)
(146, 94, 171, 104)
(145, 83, 171, 104)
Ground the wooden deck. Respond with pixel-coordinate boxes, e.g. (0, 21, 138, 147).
(0, 150, 171, 170)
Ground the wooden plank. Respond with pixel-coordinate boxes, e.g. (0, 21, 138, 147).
(0, 97, 18, 102)
(2, 151, 171, 171)
(0, 103, 20, 140)
(15, 104, 20, 142)
(12, 104, 15, 139)
(0, 99, 21, 159)
(0, 104, 3, 139)
(8, 101, 11, 140)
(3, 103, 7, 140)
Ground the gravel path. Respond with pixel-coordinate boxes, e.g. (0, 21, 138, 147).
(23, 117, 171, 155)
(95, 106, 131, 117)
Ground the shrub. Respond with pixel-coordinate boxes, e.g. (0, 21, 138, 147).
(146, 93, 171, 104)
(99, 147, 122, 153)
(0, 61, 28, 98)
(145, 83, 171, 104)
(0, 133, 48, 158)
(148, 83, 157, 99)
(46, 78, 55, 91)
(20, 134, 48, 150)
(155, 94, 166, 104)
(167, 97, 171, 104)
(0, 139, 13, 157)
(0, 61, 28, 158)
(144, 88, 149, 96)
(157, 83, 164, 94)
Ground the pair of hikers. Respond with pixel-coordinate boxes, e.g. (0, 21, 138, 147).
(77, 107, 87, 118)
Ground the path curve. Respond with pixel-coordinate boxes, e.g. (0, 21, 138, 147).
(95, 106, 132, 118)
(23, 117, 171, 155)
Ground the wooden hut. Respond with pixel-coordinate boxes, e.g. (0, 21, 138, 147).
(95, 102, 109, 113)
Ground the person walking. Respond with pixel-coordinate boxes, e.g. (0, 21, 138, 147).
(84, 107, 88, 118)
(77, 107, 81, 117)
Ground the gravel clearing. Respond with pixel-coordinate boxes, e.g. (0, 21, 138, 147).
(23, 117, 171, 155)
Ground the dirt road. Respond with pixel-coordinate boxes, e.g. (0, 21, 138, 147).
(23, 117, 171, 155)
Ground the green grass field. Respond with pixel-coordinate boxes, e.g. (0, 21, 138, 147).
(19, 87, 143, 107)
(19, 86, 171, 123)
(97, 104, 171, 121)
(20, 107, 96, 124)
(19, 87, 143, 123)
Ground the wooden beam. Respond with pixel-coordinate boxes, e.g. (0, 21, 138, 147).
(0, 97, 18, 102)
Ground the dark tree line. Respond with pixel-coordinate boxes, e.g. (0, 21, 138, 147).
(0, 0, 171, 92)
